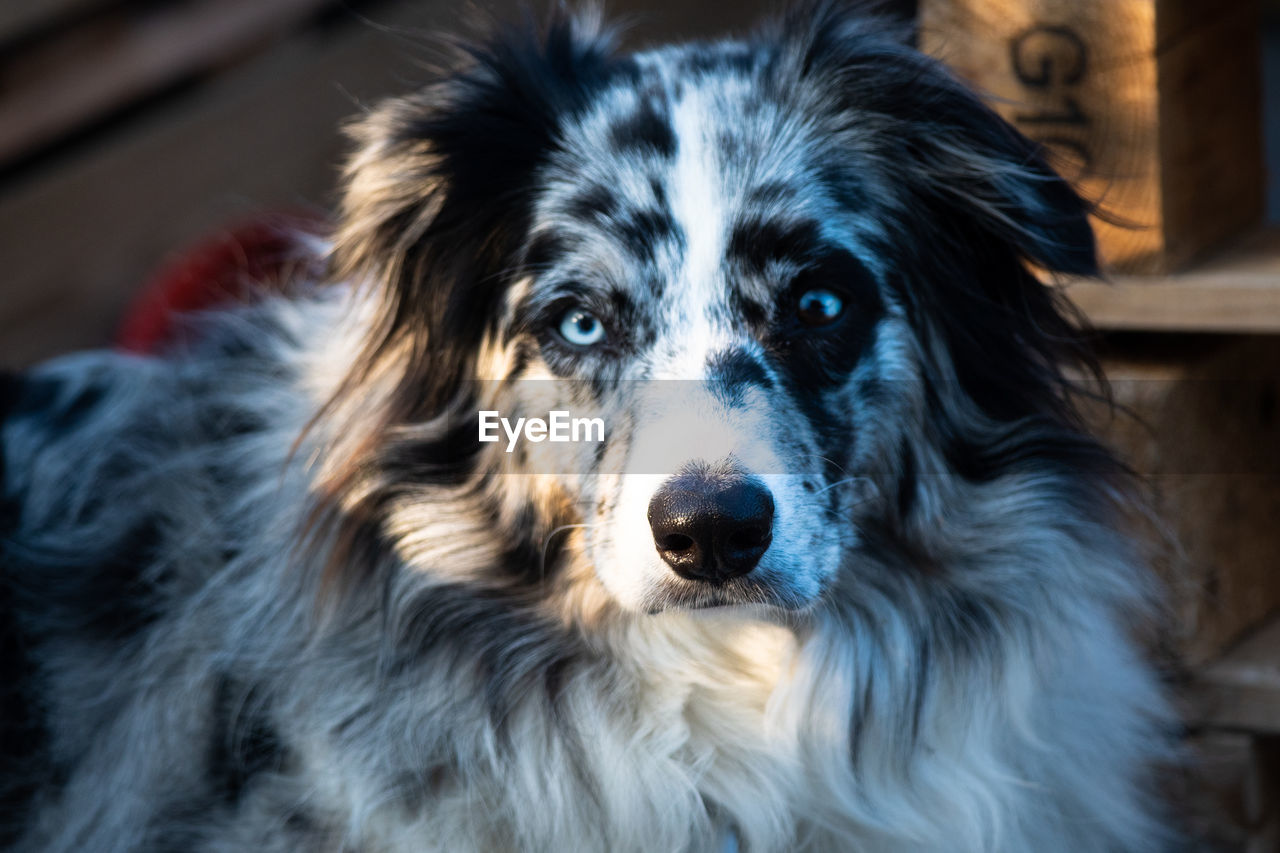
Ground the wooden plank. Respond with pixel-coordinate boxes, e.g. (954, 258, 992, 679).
(1156, 1, 1266, 272)
(0, 0, 339, 167)
(1064, 227, 1280, 332)
(1093, 337, 1280, 665)
(1174, 731, 1280, 850)
(920, 0, 1264, 274)
(0, 2, 451, 366)
(1067, 282, 1280, 332)
(1194, 617, 1280, 734)
(1178, 733, 1254, 850)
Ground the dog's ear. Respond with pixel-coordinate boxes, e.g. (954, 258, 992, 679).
(780, 1, 1098, 280)
(311, 15, 626, 591)
(330, 12, 624, 416)
(891, 85, 1100, 282)
(779, 2, 1101, 427)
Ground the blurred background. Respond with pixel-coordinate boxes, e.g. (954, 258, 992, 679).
(0, 0, 792, 363)
(0, 0, 1277, 848)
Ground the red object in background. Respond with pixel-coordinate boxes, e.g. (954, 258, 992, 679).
(116, 212, 328, 354)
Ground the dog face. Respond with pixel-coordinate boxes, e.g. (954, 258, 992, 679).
(504, 62, 903, 612)
(328, 4, 1101, 616)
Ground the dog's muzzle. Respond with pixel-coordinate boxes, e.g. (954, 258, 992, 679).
(646, 465, 774, 584)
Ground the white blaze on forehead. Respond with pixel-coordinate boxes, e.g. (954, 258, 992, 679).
(659, 87, 732, 378)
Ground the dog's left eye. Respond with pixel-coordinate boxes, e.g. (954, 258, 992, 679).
(557, 307, 607, 347)
(796, 289, 844, 327)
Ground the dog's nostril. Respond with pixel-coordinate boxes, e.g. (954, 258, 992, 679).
(647, 468, 774, 584)
(657, 533, 696, 553)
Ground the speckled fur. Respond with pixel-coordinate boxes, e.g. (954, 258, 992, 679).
(2, 4, 1177, 851)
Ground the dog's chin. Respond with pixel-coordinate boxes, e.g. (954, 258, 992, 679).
(640, 574, 818, 615)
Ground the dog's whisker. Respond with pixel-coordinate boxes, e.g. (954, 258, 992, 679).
(813, 455, 855, 478)
(813, 476, 870, 496)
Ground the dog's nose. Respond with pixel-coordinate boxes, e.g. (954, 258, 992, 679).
(647, 469, 774, 583)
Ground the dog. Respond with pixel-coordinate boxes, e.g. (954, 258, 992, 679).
(1, 3, 1177, 850)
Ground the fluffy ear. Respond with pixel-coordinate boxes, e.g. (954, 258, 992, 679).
(894, 87, 1100, 281)
(778, 2, 1101, 425)
(312, 15, 628, 589)
(883, 59, 1104, 423)
(781, 0, 1098, 279)
(330, 12, 625, 417)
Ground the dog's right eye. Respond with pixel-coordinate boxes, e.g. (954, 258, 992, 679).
(557, 307, 607, 347)
(796, 288, 844, 327)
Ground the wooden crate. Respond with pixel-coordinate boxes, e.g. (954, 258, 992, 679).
(1090, 336, 1280, 665)
(1094, 337, 1280, 848)
(1185, 621, 1280, 852)
(920, 0, 1265, 275)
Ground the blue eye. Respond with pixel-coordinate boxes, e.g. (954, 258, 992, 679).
(557, 307, 606, 347)
(796, 289, 843, 327)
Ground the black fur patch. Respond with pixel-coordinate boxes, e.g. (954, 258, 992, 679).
(606, 286, 653, 348)
(611, 206, 682, 263)
(745, 180, 798, 206)
(0, 556, 56, 849)
(7, 374, 107, 436)
(727, 289, 770, 331)
(523, 232, 572, 272)
(608, 99, 677, 158)
(647, 176, 668, 209)
(770, 248, 884, 388)
(207, 676, 285, 807)
(817, 162, 870, 213)
(2, 370, 170, 645)
(391, 580, 583, 732)
(1, 371, 57, 846)
(5, 518, 166, 644)
(564, 184, 620, 221)
(384, 406, 488, 488)
(707, 349, 773, 408)
(727, 217, 822, 274)
(895, 441, 918, 519)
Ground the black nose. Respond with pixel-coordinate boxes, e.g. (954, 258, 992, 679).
(647, 469, 774, 583)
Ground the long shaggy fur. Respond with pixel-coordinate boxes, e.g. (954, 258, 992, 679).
(2, 4, 1176, 851)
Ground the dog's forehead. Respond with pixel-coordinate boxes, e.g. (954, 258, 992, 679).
(530, 45, 850, 314)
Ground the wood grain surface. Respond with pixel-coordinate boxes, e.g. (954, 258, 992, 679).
(921, 0, 1265, 275)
